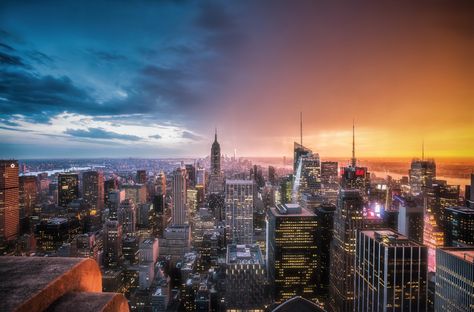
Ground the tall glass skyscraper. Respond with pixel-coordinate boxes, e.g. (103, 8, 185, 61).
(225, 180, 254, 244)
(267, 203, 318, 306)
(329, 189, 364, 312)
(354, 230, 428, 312)
(58, 173, 79, 208)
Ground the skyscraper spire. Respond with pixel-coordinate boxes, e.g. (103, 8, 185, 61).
(215, 127, 217, 142)
(300, 111, 303, 146)
(422, 139, 424, 160)
(351, 119, 356, 167)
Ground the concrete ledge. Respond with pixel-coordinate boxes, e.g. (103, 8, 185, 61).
(46, 292, 129, 312)
(0, 257, 103, 312)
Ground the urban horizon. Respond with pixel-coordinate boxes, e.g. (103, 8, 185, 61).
(1, 1, 473, 312)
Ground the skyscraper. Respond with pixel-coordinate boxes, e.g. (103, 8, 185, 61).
(225, 180, 254, 244)
(293, 151, 321, 200)
(315, 204, 336, 304)
(354, 230, 428, 312)
(185, 164, 196, 188)
(424, 180, 459, 272)
(444, 206, 474, 247)
(329, 189, 364, 312)
(103, 219, 123, 268)
(19, 175, 37, 219)
(58, 173, 79, 208)
(340, 123, 369, 194)
(209, 129, 224, 193)
(172, 167, 187, 225)
(211, 129, 220, 176)
(267, 203, 318, 305)
(225, 244, 267, 310)
(321, 161, 338, 185)
(397, 196, 424, 244)
(435, 248, 474, 311)
(118, 198, 136, 237)
(467, 174, 474, 208)
(293, 142, 312, 175)
(136, 170, 147, 184)
(0, 160, 19, 246)
(104, 178, 118, 209)
(409, 159, 436, 196)
(82, 171, 104, 213)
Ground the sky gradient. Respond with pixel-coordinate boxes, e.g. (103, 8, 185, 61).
(1, 0, 473, 159)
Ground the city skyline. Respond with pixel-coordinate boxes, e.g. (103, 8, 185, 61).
(1, 1, 473, 159)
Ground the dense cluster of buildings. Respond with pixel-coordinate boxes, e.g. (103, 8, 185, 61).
(1, 126, 474, 312)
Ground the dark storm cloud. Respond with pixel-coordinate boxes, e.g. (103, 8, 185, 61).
(0, 42, 15, 51)
(0, 51, 27, 67)
(87, 49, 128, 62)
(0, 71, 95, 119)
(64, 127, 141, 141)
(27, 50, 54, 65)
(0, 0, 250, 132)
(195, 2, 235, 31)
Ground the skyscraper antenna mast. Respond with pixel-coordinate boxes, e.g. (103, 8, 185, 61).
(422, 139, 424, 160)
(351, 119, 356, 167)
(300, 112, 303, 146)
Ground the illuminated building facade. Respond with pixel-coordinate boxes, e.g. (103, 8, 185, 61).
(340, 123, 370, 195)
(267, 203, 318, 305)
(354, 230, 428, 312)
(225, 180, 254, 244)
(0, 160, 20, 247)
(409, 159, 436, 196)
(435, 248, 474, 312)
(279, 175, 293, 205)
(293, 152, 321, 199)
(19, 175, 37, 219)
(122, 184, 147, 205)
(315, 203, 336, 304)
(82, 171, 104, 213)
(103, 219, 123, 268)
(424, 180, 459, 272)
(185, 164, 196, 188)
(58, 173, 79, 208)
(35, 217, 81, 253)
(104, 178, 118, 209)
(329, 189, 364, 312)
(321, 161, 338, 185)
(293, 142, 312, 175)
(187, 189, 198, 216)
(444, 206, 474, 247)
(172, 167, 187, 225)
(225, 244, 267, 310)
(118, 198, 136, 237)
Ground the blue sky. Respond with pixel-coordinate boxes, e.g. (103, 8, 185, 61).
(1, 1, 473, 159)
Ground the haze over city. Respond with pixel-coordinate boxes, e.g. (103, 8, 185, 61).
(1, 0, 473, 159)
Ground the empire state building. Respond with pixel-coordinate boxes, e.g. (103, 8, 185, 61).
(211, 129, 221, 175)
(209, 129, 224, 193)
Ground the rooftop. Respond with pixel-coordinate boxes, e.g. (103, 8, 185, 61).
(0, 257, 128, 312)
(361, 229, 423, 247)
(227, 244, 263, 265)
(271, 204, 315, 217)
(272, 296, 325, 312)
(441, 248, 474, 264)
(225, 179, 254, 185)
(445, 206, 474, 214)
